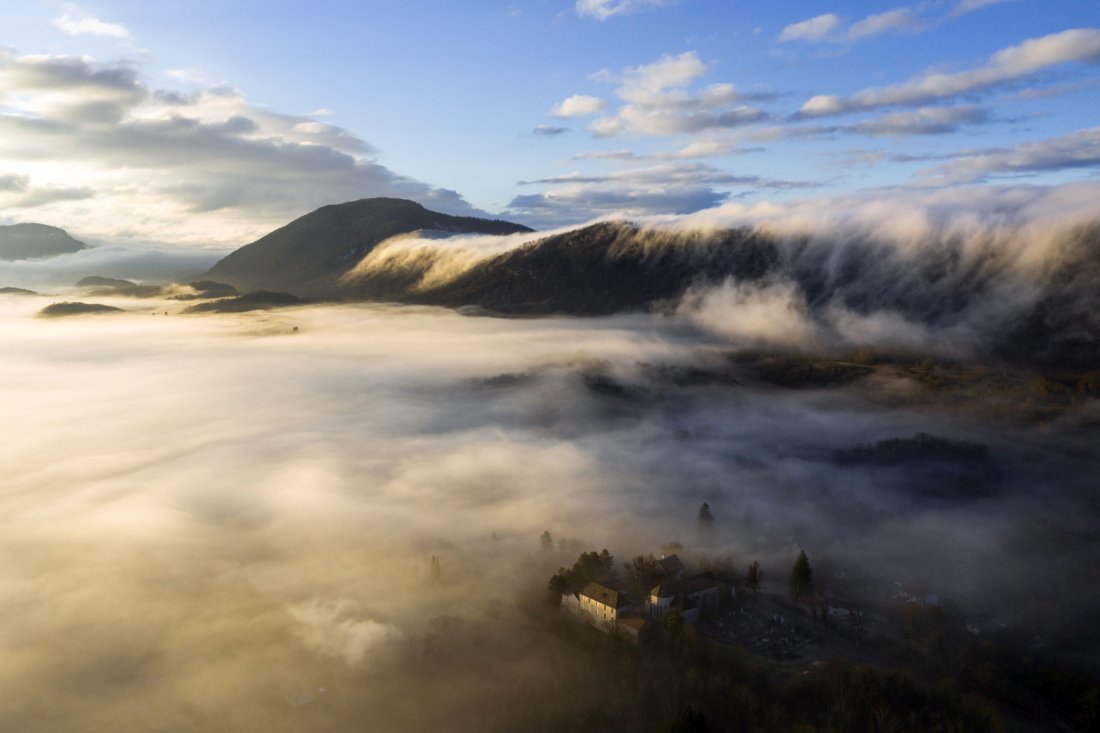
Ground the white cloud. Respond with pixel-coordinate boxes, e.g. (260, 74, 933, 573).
(573, 133, 759, 161)
(800, 28, 1100, 116)
(551, 94, 607, 118)
(851, 105, 990, 136)
(952, 0, 1013, 16)
(507, 161, 816, 227)
(778, 14, 840, 42)
(918, 126, 1100, 183)
(51, 5, 130, 39)
(583, 52, 768, 137)
(847, 8, 923, 40)
(575, 0, 676, 21)
(0, 51, 485, 246)
(617, 51, 707, 102)
(519, 161, 781, 188)
(506, 184, 727, 227)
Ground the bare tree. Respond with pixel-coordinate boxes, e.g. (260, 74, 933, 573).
(624, 554, 659, 595)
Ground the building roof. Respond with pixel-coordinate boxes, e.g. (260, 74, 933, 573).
(656, 554, 685, 577)
(650, 574, 720, 599)
(581, 582, 628, 609)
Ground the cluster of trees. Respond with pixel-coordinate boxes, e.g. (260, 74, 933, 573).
(833, 433, 989, 466)
(547, 549, 615, 597)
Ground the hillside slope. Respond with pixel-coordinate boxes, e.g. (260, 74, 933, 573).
(0, 224, 88, 260)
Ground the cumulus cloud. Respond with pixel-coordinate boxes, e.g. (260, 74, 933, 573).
(585, 52, 768, 138)
(800, 28, 1100, 116)
(0, 50, 487, 247)
(575, 0, 677, 21)
(550, 94, 607, 118)
(778, 13, 840, 42)
(52, 5, 131, 39)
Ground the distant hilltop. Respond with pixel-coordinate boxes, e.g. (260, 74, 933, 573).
(0, 223, 88, 261)
(204, 197, 533, 297)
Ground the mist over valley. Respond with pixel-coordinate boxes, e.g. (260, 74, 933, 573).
(3, 1, 1100, 728)
(2, 192, 1099, 728)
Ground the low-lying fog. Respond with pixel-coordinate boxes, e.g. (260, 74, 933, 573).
(1, 294, 1097, 731)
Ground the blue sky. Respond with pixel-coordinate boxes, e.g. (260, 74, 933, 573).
(0, 0, 1098, 244)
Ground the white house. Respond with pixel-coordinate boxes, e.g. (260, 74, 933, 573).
(577, 582, 631, 627)
(562, 582, 653, 643)
(645, 575, 723, 624)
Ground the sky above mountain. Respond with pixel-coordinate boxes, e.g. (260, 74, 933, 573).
(0, 0, 1097, 246)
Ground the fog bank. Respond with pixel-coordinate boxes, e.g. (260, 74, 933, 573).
(0, 296, 1097, 731)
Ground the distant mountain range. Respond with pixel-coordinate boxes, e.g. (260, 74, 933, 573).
(203, 198, 779, 313)
(196, 197, 1098, 370)
(0, 223, 87, 260)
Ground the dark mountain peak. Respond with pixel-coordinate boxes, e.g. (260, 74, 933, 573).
(0, 223, 88, 261)
(204, 197, 532, 295)
(77, 276, 136, 288)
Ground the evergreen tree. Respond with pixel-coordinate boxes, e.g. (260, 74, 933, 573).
(789, 550, 813, 604)
(599, 548, 614, 573)
(540, 530, 554, 552)
(698, 502, 714, 530)
(746, 560, 763, 595)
